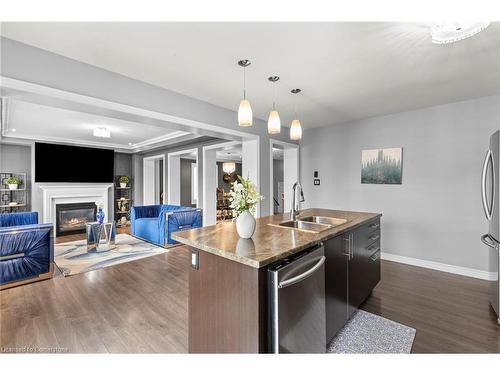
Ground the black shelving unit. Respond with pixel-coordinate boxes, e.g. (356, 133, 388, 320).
(114, 176, 133, 227)
(0, 172, 28, 214)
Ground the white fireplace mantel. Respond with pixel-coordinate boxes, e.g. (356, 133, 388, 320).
(39, 183, 113, 229)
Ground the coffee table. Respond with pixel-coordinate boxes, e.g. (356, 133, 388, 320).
(86, 221, 116, 252)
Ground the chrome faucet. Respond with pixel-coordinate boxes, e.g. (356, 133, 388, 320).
(290, 181, 305, 221)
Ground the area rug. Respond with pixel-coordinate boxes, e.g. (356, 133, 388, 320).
(54, 234, 169, 276)
(327, 310, 416, 354)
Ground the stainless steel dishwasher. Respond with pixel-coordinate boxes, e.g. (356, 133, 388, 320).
(268, 245, 326, 353)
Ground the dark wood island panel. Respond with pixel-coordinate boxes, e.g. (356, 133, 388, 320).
(188, 247, 268, 353)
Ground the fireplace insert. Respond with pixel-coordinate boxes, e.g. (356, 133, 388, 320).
(55, 202, 97, 236)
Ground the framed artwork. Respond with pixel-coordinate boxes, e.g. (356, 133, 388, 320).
(361, 148, 403, 184)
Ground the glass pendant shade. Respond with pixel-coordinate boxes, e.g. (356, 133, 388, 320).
(222, 162, 236, 174)
(238, 99, 253, 127)
(290, 119, 302, 141)
(267, 110, 281, 134)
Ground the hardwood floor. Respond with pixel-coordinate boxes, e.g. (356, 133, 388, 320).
(1, 234, 499, 353)
(362, 260, 500, 353)
(1, 230, 189, 353)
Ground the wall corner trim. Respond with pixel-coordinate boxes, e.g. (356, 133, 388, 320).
(381, 252, 495, 281)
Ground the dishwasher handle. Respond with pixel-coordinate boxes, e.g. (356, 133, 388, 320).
(278, 256, 326, 289)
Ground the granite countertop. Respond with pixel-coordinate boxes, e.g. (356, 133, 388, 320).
(172, 208, 381, 269)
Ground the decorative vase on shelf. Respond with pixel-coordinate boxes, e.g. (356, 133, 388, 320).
(236, 210, 256, 239)
(96, 208, 105, 224)
(8, 184, 18, 190)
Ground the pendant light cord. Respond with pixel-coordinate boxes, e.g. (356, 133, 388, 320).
(243, 67, 246, 100)
(273, 82, 276, 111)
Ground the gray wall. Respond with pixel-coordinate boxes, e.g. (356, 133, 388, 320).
(1, 37, 297, 217)
(114, 152, 133, 179)
(217, 162, 242, 191)
(134, 138, 224, 206)
(180, 158, 195, 207)
(0, 143, 32, 209)
(0, 144, 132, 218)
(301, 95, 500, 272)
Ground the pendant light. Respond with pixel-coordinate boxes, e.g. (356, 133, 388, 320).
(222, 162, 236, 174)
(237, 59, 252, 127)
(290, 88, 302, 141)
(267, 76, 281, 134)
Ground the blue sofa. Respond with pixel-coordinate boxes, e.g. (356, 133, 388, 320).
(131, 204, 202, 246)
(0, 212, 54, 289)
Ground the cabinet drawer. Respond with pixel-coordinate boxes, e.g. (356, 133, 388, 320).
(366, 250, 381, 291)
(365, 240, 381, 254)
(356, 219, 380, 247)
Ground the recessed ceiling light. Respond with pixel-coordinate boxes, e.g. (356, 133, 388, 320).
(93, 127, 111, 138)
(11, 128, 16, 132)
(431, 22, 490, 44)
(128, 142, 133, 146)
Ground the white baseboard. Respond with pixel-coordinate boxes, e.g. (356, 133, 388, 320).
(381, 252, 495, 281)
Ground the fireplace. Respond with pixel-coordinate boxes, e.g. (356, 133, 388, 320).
(55, 202, 97, 236)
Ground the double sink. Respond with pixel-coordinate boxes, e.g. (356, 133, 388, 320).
(273, 215, 348, 233)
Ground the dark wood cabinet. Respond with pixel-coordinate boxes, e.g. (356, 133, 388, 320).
(325, 218, 381, 342)
(188, 248, 268, 353)
(324, 234, 349, 343)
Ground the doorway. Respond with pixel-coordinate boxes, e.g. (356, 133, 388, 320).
(143, 154, 166, 205)
(202, 139, 259, 226)
(270, 140, 299, 215)
(167, 148, 199, 207)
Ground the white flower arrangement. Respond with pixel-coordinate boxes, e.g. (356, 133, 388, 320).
(95, 201, 104, 210)
(229, 175, 263, 218)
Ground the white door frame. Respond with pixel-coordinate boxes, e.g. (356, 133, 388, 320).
(269, 139, 300, 215)
(143, 153, 166, 205)
(167, 148, 199, 207)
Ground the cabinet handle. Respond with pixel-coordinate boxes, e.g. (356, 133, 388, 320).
(370, 252, 380, 261)
(367, 244, 380, 252)
(369, 234, 380, 242)
(342, 236, 351, 258)
(350, 233, 354, 260)
(369, 223, 380, 229)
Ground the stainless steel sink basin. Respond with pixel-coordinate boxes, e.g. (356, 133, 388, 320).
(274, 220, 331, 233)
(299, 216, 348, 227)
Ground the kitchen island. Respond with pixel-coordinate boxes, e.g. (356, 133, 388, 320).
(173, 208, 382, 353)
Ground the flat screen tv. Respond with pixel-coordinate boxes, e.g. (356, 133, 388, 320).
(35, 143, 115, 183)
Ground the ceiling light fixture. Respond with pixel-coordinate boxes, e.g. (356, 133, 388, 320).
(237, 59, 253, 127)
(93, 127, 111, 138)
(222, 162, 236, 174)
(290, 89, 303, 141)
(267, 76, 281, 134)
(431, 22, 490, 44)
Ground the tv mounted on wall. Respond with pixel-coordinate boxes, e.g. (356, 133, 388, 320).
(35, 142, 115, 183)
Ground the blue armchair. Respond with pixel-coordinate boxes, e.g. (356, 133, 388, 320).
(0, 212, 54, 289)
(131, 204, 202, 246)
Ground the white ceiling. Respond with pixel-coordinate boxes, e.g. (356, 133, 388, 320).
(212, 145, 283, 162)
(1, 99, 199, 152)
(1, 22, 499, 128)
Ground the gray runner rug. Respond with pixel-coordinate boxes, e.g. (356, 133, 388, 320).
(327, 310, 416, 354)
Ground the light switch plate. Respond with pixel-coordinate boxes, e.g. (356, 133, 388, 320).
(191, 249, 199, 270)
(314, 179, 320, 186)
